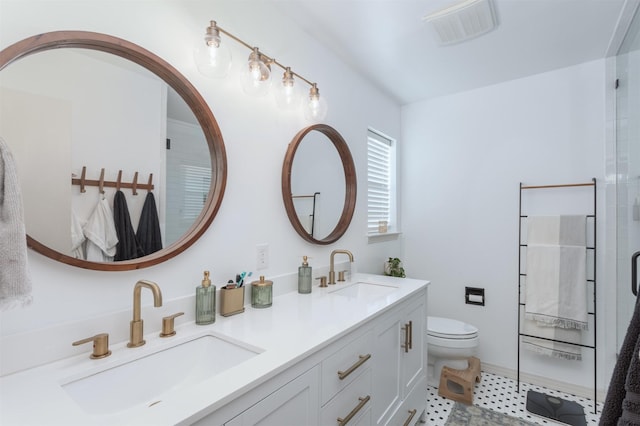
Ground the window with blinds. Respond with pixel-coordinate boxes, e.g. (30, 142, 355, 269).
(367, 128, 396, 234)
(182, 164, 211, 221)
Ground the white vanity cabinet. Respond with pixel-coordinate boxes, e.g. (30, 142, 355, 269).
(223, 366, 321, 426)
(0, 275, 429, 426)
(372, 292, 427, 426)
(192, 287, 427, 426)
(320, 330, 374, 425)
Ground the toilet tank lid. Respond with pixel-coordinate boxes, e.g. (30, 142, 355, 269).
(427, 316, 478, 337)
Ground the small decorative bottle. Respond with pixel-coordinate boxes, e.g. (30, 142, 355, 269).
(298, 256, 312, 294)
(196, 270, 216, 325)
(251, 276, 273, 308)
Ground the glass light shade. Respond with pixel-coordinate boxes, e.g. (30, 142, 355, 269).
(273, 68, 302, 110)
(194, 23, 232, 78)
(303, 88, 328, 122)
(194, 42, 232, 78)
(241, 49, 271, 97)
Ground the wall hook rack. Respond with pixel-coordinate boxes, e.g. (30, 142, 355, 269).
(71, 166, 154, 194)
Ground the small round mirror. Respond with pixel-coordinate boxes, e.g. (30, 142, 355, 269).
(281, 124, 356, 244)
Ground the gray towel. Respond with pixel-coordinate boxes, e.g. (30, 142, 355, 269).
(601, 294, 640, 424)
(0, 137, 32, 311)
(619, 334, 640, 425)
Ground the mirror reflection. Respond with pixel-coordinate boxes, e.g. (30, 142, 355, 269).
(0, 39, 221, 268)
(282, 124, 356, 245)
(290, 131, 345, 240)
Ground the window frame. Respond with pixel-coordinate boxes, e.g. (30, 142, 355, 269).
(367, 127, 398, 237)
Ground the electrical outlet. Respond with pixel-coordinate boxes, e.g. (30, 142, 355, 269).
(256, 244, 269, 270)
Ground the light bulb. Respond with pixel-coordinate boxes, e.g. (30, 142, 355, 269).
(303, 84, 328, 122)
(194, 21, 232, 78)
(240, 48, 271, 97)
(274, 67, 302, 110)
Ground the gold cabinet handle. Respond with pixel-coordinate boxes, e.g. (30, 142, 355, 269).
(337, 395, 370, 426)
(402, 322, 410, 353)
(402, 409, 417, 426)
(408, 320, 413, 350)
(160, 312, 184, 337)
(337, 354, 372, 380)
(72, 333, 112, 359)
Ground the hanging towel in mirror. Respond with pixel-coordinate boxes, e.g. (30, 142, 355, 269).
(83, 197, 118, 262)
(136, 192, 162, 256)
(0, 137, 32, 311)
(71, 210, 86, 260)
(113, 190, 144, 261)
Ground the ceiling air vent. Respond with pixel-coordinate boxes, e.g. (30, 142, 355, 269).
(422, 0, 497, 45)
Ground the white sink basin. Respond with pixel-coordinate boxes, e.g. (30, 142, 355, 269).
(62, 334, 260, 415)
(329, 281, 398, 299)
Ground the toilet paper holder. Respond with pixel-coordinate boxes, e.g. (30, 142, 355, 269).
(465, 287, 485, 306)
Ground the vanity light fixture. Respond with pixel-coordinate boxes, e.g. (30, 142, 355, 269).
(195, 20, 327, 121)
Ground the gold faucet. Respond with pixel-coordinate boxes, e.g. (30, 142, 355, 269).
(329, 249, 354, 284)
(127, 280, 163, 348)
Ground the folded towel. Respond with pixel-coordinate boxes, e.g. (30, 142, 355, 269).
(523, 215, 587, 361)
(0, 137, 32, 311)
(522, 318, 582, 361)
(525, 244, 588, 329)
(528, 215, 586, 247)
(601, 295, 640, 424)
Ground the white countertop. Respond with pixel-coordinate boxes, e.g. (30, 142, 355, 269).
(0, 273, 429, 426)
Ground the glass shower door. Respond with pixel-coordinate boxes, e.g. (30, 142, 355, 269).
(616, 6, 640, 350)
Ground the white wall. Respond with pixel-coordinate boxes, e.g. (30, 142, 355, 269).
(0, 1, 401, 339)
(401, 60, 614, 393)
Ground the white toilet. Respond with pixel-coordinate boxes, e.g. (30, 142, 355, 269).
(427, 316, 479, 387)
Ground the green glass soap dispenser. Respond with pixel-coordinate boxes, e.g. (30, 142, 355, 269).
(196, 270, 216, 325)
(298, 256, 312, 294)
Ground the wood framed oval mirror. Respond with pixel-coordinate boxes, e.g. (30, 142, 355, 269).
(0, 31, 227, 271)
(282, 124, 356, 244)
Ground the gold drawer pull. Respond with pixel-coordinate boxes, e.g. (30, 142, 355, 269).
(403, 408, 417, 426)
(402, 322, 410, 353)
(337, 395, 370, 426)
(337, 354, 372, 380)
(408, 320, 413, 350)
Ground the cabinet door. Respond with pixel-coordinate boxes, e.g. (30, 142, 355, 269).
(225, 366, 320, 426)
(401, 296, 425, 399)
(371, 309, 402, 425)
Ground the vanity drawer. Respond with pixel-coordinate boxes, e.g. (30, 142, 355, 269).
(385, 375, 426, 426)
(321, 330, 374, 404)
(320, 368, 372, 426)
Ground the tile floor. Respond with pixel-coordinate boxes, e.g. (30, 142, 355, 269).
(426, 371, 602, 425)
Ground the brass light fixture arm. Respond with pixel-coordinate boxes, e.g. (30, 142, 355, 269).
(213, 22, 317, 89)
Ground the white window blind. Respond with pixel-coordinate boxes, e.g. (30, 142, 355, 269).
(182, 164, 211, 221)
(367, 129, 394, 234)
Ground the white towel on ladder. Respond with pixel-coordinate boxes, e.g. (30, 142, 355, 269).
(523, 215, 588, 360)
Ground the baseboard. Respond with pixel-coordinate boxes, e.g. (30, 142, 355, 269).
(480, 362, 607, 402)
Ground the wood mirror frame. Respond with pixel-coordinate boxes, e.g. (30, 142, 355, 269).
(0, 31, 227, 271)
(282, 124, 356, 245)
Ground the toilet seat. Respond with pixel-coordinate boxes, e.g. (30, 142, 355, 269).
(428, 316, 478, 340)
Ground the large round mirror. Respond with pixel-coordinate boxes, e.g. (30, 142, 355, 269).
(0, 31, 227, 271)
(282, 124, 356, 244)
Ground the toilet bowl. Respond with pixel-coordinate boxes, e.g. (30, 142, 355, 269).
(427, 316, 479, 387)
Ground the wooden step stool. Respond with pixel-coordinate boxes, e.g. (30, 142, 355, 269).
(437, 356, 482, 405)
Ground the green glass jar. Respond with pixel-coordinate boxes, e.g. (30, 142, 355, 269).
(251, 276, 273, 308)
